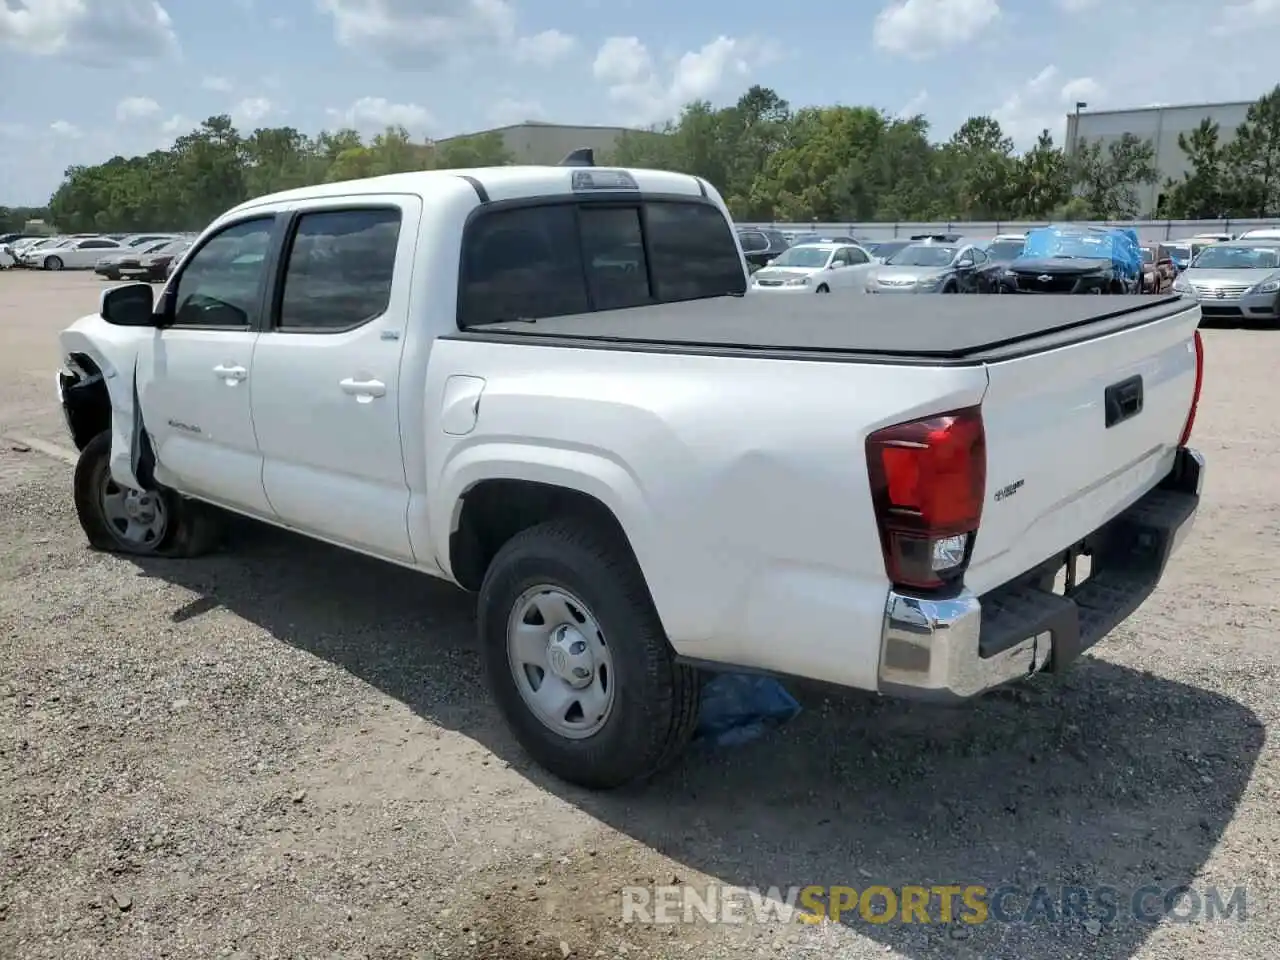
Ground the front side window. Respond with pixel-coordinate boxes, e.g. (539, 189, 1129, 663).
(458, 199, 744, 327)
(277, 208, 401, 331)
(171, 218, 274, 328)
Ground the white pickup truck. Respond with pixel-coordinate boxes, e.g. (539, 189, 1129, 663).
(56, 157, 1206, 790)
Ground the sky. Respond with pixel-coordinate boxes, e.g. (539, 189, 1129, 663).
(1, 0, 1278, 205)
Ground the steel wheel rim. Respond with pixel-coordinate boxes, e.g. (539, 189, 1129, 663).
(507, 585, 615, 740)
(98, 469, 168, 549)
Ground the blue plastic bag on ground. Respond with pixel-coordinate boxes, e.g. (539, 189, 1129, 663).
(694, 672, 802, 747)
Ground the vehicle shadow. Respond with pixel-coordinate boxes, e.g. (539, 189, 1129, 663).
(131, 516, 1263, 959)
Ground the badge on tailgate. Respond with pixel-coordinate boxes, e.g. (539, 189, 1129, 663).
(1104, 375, 1143, 428)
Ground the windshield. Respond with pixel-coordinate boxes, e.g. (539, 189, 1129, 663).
(1191, 245, 1280, 270)
(1168, 243, 1202, 260)
(769, 246, 831, 268)
(155, 240, 190, 255)
(1141, 248, 1154, 263)
(140, 240, 172, 253)
(887, 244, 956, 267)
(870, 241, 910, 259)
(986, 240, 1024, 261)
(1023, 230, 1114, 260)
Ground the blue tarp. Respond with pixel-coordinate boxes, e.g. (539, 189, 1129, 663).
(693, 673, 802, 747)
(1019, 225, 1142, 283)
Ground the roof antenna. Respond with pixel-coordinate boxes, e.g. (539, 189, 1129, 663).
(559, 148, 595, 167)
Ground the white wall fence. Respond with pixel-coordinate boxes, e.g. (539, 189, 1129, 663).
(736, 219, 1280, 244)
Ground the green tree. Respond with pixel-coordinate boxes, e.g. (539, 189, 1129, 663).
(1221, 85, 1280, 217)
(1069, 132, 1160, 218)
(1162, 119, 1227, 218)
(29, 85, 1280, 229)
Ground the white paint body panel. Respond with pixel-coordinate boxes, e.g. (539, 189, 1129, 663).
(57, 164, 1197, 694)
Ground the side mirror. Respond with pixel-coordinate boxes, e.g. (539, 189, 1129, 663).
(100, 282, 156, 327)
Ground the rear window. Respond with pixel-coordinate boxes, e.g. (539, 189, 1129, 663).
(458, 200, 745, 327)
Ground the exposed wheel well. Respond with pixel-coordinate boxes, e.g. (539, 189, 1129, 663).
(449, 479, 637, 592)
(61, 353, 112, 451)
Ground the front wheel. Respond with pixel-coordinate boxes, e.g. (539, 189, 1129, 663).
(73, 431, 225, 557)
(44, 256, 63, 271)
(815, 284, 829, 294)
(477, 518, 700, 790)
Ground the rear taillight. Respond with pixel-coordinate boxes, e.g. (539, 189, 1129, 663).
(1179, 329, 1204, 447)
(866, 406, 986, 591)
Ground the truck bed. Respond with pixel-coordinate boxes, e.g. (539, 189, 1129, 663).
(449, 294, 1195, 364)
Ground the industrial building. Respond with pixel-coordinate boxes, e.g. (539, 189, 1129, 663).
(1064, 100, 1257, 216)
(432, 121, 648, 165)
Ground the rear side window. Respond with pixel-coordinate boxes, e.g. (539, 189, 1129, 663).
(738, 231, 768, 253)
(277, 208, 401, 331)
(458, 199, 745, 327)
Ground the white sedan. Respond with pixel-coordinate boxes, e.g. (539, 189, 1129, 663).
(749, 242, 875, 293)
(25, 236, 124, 270)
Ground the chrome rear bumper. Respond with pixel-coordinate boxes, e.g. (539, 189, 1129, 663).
(877, 447, 1204, 702)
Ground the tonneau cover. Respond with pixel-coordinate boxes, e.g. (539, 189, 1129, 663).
(454, 293, 1194, 362)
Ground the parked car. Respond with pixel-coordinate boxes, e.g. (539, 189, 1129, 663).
(55, 158, 1205, 790)
(1007, 224, 1142, 293)
(982, 237, 1026, 293)
(1237, 228, 1280, 241)
(1139, 244, 1176, 293)
(94, 239, 175, 280)
(118, 238, 193, 282)
(1167, 240, 1210, 273)
(120, 233, 178, 248)
(750, 241, 874, 293)
(23, 236, 124, 270)
(865, 239, 1004, 293)
(789, 232, 858, 245)
(1171, 239, 1280, 322)
(736, 228, 790, 271)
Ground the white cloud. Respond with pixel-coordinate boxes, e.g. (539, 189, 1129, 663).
(327, 97, 433, 135)
(896, 90, 929, 119)
(873, 0, 1000, 58)
(50, 120, 81, 138)
(0, 0, 178, 65)
(202, 75, 232, 92)
(1211, 0, 1280, 35)
(230, 97, 273, 128)
(512, 28, 575, 65)
(319, 0, 517, 67)
(990, 66, 1106, 149)
(1055, 0, 1100, 10)
(487, 97, 545, 126)
(593, 35, 773, 126)
(116, 96, 161, 122)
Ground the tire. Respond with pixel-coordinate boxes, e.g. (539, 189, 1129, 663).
(44, 255, 63, 271)
(815, 284, 829, 294)
(477, 518, 700, 790)
(73, 430, 225, 558)
(942, 282, 957, 293)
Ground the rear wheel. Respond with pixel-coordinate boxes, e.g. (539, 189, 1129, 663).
(73, 431, 225, 558)
(478, 518, 700, 789)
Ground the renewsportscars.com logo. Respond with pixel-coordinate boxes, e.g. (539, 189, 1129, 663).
(621, 884, 1248, 926)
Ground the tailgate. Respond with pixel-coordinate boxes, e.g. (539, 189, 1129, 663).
(966, 302, 1200, 594)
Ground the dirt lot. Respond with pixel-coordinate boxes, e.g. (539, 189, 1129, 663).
(1, 269, 1277, 960)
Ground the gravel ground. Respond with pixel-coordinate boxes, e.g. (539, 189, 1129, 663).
(1, 270, 1278, 960)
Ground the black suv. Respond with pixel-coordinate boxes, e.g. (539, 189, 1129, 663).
(737, 228, 790, 271)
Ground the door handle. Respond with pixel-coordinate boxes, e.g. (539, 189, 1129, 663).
(340, 377, 386, 399)
(212, 364, 247, 382)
